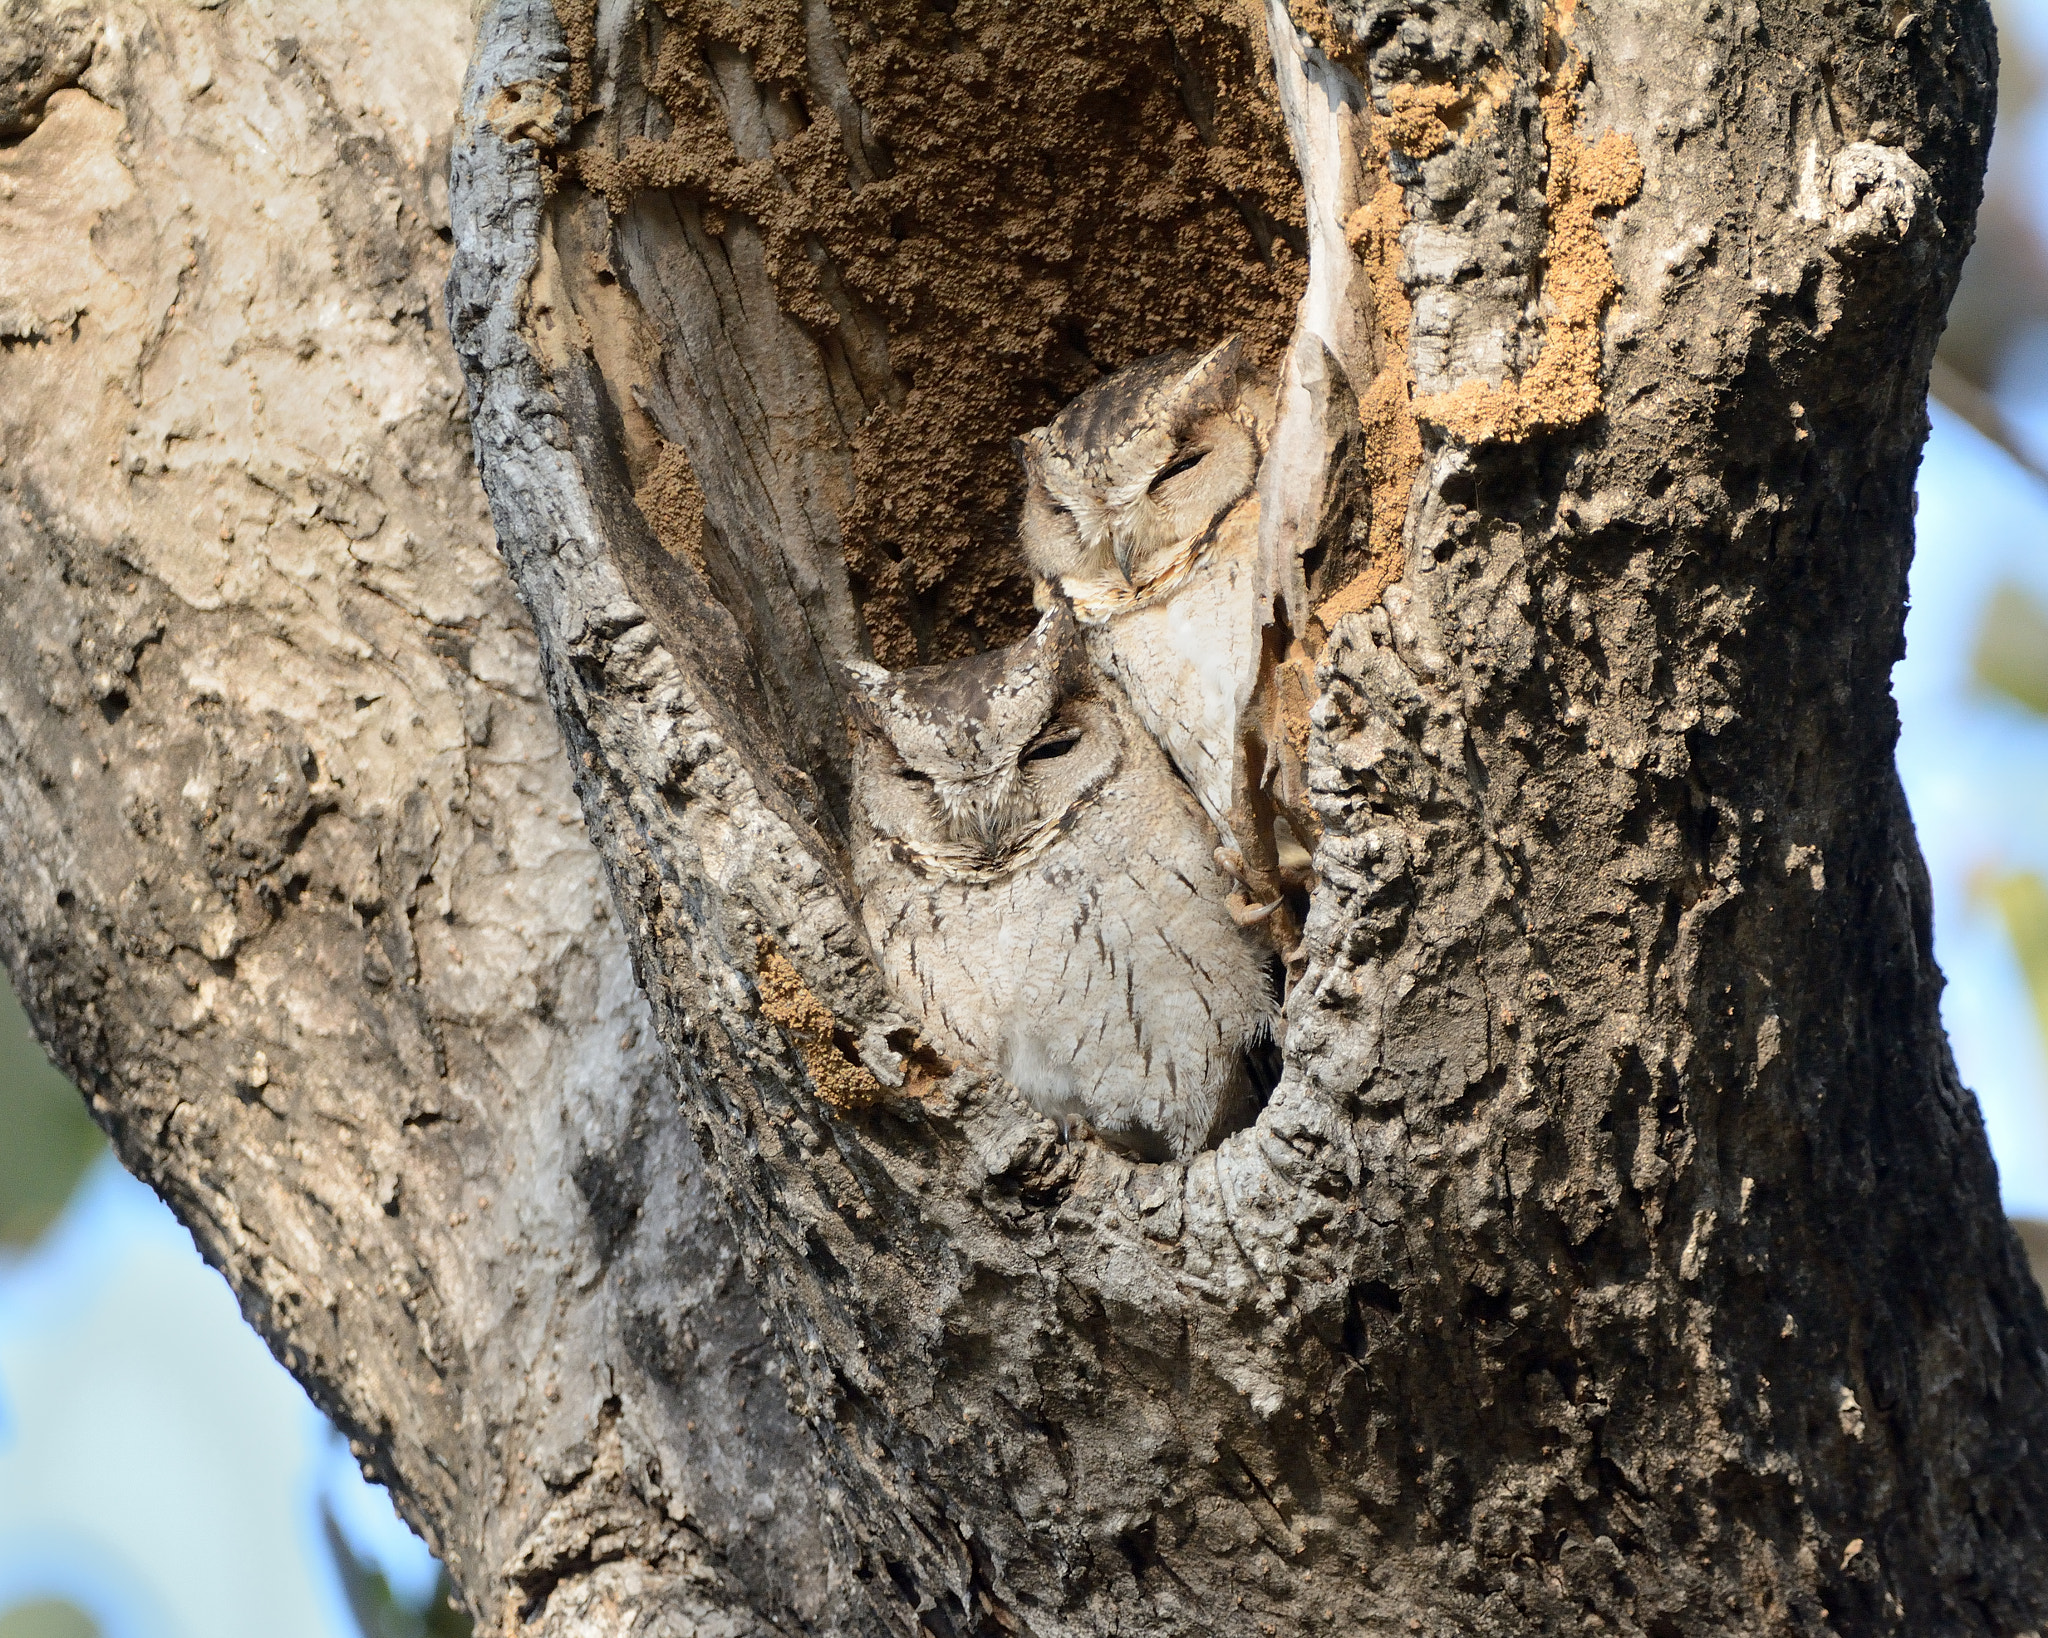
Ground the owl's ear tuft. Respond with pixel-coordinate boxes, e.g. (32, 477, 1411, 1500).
(1033, 593, 1074, 636)
(1165, 336, 1244, 429)
(1018, 596, 1080, 681)
(975, 605, 1076, 750)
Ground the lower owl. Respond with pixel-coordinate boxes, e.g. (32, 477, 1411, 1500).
(845, 605, 1277, 1161)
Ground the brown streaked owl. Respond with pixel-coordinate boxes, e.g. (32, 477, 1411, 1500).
(1014, 339, 1272, 866)
(845, 604, 1277, 1162)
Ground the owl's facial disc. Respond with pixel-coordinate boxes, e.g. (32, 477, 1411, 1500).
(847, 607, 1117, 872)
(1112, 416, 1258, 584)
(1015, 338, 1265, 606)
(931, 689, 1106, 856)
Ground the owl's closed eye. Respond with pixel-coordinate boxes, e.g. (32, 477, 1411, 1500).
(1016, 337, 1265, 596)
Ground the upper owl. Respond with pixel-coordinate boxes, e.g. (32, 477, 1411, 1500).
(1015, 338, 1269, 612)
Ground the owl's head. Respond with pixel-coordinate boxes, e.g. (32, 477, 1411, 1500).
(846, 604, 1121, 873)
(1015, 338, 1267, 596)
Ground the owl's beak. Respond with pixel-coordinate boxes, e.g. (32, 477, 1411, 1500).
(1110, 523, 1163, 582)
(933, 767, 1027, 858)
(1115, 523, 1210, 595)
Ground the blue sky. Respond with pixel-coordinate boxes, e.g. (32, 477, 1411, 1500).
(1892, 0, 2048, 1212)
(1899, 407, 2048, 1213)
(0, 1160, 439, 1638)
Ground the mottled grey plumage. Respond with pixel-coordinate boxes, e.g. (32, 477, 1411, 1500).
(1015, 338, 1270, 856)
(846, 606, 1276, 1161)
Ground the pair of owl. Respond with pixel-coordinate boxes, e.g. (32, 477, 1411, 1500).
(846, 340, 1289, 1161)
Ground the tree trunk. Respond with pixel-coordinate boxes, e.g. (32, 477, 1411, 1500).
(5, 0, 2047, 1631)
(0, 4, 864, 1633)
(445, 0, 2048, 1632)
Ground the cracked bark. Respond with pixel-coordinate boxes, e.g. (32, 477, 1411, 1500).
(0, 3, 862, 1634)
(4, 0, 2047, 1633)
(446, 0, 2048, 1632)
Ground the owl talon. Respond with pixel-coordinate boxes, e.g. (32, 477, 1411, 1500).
(1227, 892, 1284, 928)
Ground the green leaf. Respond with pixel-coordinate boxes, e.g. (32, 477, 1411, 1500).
(0, 971, 103, 1248)
(0, 1601, 100, 1638)
(1983, 871, 2048, 1052)
(1973, 581, 2048, 718)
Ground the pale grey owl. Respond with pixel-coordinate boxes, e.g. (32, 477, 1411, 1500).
(1014, 338, 1271, 864)
(845, 604, 1277, 1161)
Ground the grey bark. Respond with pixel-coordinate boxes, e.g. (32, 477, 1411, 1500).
(2, 0, 2045, 1633)
(445, 0, 2048, 1634)
(0, 5, 862, 1634)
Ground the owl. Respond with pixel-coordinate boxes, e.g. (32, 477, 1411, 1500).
(1014, 339, 1271, 872)
(845, 604, 1277, 1161)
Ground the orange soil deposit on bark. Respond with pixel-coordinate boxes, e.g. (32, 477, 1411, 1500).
(1411, 45, 1642, 444)
(756, 942, 889, 1111)
(1320, 29, 1638, 633)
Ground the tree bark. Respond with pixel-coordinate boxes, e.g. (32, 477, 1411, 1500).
(0, 4, 867, 1633)
(6, 0, 2048, 1632)
(444, 0, 2048, 1633)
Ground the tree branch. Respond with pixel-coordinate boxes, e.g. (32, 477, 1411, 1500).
(0, 4, 858, 1631)
(453, 0, 2048, 1631)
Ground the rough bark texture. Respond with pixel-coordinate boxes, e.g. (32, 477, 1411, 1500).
(445, 0, 2048, 1634)
(0, 5, 866, 1634)
(3, 0, 2045, 1633)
